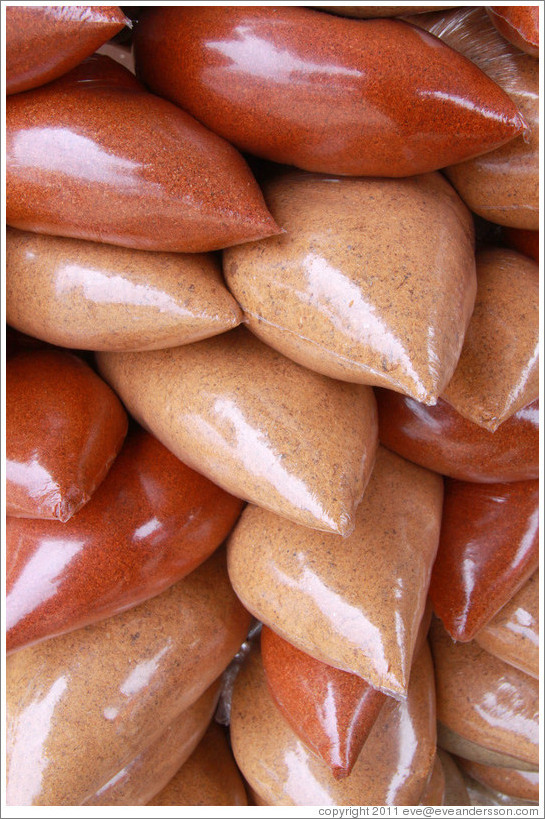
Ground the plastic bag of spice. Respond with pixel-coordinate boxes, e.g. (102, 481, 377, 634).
(6, 349, 127, 522)
(410, 7, 538, 230)
(224, 170, 477, 405)
(441, 247, 539, 431)
(5, 5, 129, 94)
(6, 227, 243, 352)
(230, 640, 436, 806)
(6, 426, 244, 654)
(6, 55, 279, 253)
(133, 5, 525, 177)
(97, 327, 378, 537)
(227, 446, 443, 698)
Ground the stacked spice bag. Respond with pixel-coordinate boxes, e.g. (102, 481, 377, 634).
(4, 3, 540, 808)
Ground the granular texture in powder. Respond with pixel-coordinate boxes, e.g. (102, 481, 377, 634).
(502, 227, 539, 262)
(430, 478, 539, 642)
(6, 5, 128, 94)
(230, 642, 436, 806)
(227, 447, 443, 697)
(442, 248, 539, 431)
(456, 758, 539, 803)
(430, 618, 539, 770)
(418, 756, 446, 806)
(83, 681, 221, 806)
(6, 547, 251, 806)
(437, 750, 470, 806)
(6, 55, 279, 253)
(414, 8, 538, 230)
(474, 569, 539, 679)
(6, 227, 243, 352)
(6, 349, 127, 522)
(224, 171, 476, 404)
(6, 426, 244, 653)
(133, 6, 526, 177)
(148, 722, 248, 806)
(487, 6, 539, 58)
(376, 390, 539, 483)
(260, 625, 387, 779)
(97, 327, 378, 536)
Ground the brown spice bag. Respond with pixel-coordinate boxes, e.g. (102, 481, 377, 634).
(419, 756, 446, 806)
(7, 350, 127, 522)
(442, 248, 539, 431)
(148, 722, 248, 806)
(474, 570, 539, 679)
(83, 681, 221, 806)
(6, 55, 279, 253)
(224, 170, 476, 404)
(6, 227, 242, 352)
(230, 641, 436, 806)
(5, 548, 251, 806)
(430, 618, 539, 772)
(438, 750, 471, 806)
(412, 7, 538, 230)
(6, 5, 129, 94)
(227, 447, 443, 697)
(97, 327, 378, 536)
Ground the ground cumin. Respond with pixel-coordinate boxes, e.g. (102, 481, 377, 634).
(430, 478, 539, 642)
(260, 625, 387, 779)
(487, 6, 539, 58)
(6, 548, 250, 806)
(6, 349, 127, 522)
(413, 8, 538, 230)
(97, 327, 378, 536)
(230, 642, 436, 806)
(83, 681, 221, 806)
(7, 427, 243, 653)
(376, 390, 539, 483)
(227, 447, 443, 697)
(6, 55, 279, 253)
(456, 758, 539, 803)
(133, 6, 525, 177)
(224, 171, 476, 404)
(148, 722, 248, 806)
(474, 570, 538, 679)
(442, 248, 539, 431)
(6, 5, 128, 94)
(6, 227, 242, 352)
(430, 618, 539, 770)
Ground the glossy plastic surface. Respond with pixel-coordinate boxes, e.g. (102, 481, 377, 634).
(487, 6, 539, 57)
(6, 548, 251, 806)
(418, 756, 445, 806)
(475, 570, 539, 679)
(442, 248, 539, 431)
(133, 6, 525, 177)
(224, 171, 476, 403)
(456, 758, 539, 803)
(6, 350, 127, 522)
(83, 681, 221, 806)
(462, 772, 539, 806)
(148, 722, 248, 806)
(6, 55, 279, 253)
(227, 447, 443, 697)
(414, 8, 538, 230)
(230, 643, 436, 806)
(97, 327, 378, 537)
(261, 626, 387, 778)
(430, 479, 539, 642)
(437, 750, 470, 807)
(7, 426, 244, 653)
(6, 5, 128, 94)
(376, 390, 539, 483)
(430, 618, 539, 770)
(6, 227, 242, 352)
(502, 227, 539, 262)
